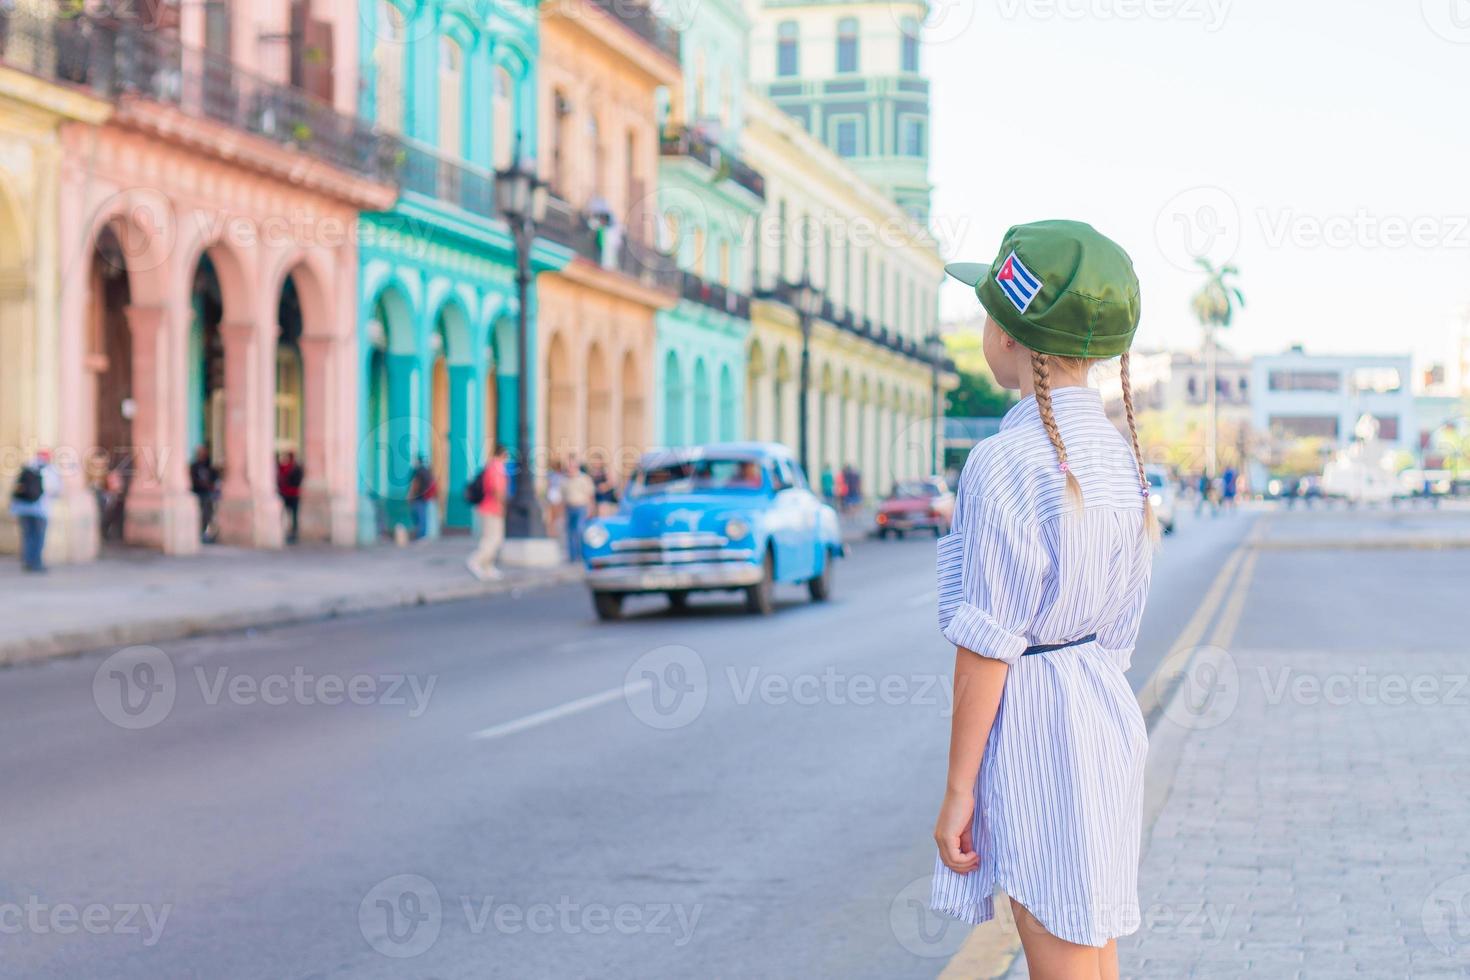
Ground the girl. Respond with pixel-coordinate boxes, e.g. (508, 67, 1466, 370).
(931, 220, 1157, 980)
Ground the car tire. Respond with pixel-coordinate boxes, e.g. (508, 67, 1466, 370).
(745, 550, 775, 616)
(593, 592, 624, 621)
(808, 551, 833, 602)
(666, 590, 689, 613)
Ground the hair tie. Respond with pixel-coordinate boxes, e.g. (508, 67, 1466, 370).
(1140, 486, 1151, 497)
(1057, 462, 1070, 474)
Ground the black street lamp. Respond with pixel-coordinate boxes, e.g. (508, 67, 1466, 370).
(789, 276, 822, 478)
(496, 154, 550, 540)
(925, 331, 945, 476)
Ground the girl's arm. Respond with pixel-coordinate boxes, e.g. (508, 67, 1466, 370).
(933, 647, 1009, 874)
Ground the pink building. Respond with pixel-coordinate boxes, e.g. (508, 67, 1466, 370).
(51, 4, 395, 561)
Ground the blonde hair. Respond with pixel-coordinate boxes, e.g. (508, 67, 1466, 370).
(1030, 350, 1160, 543)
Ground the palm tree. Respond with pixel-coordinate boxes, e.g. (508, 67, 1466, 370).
(1191, 259, 1246, 479)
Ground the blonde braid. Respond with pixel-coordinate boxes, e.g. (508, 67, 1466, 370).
(1120, 352, 1161, 543)
(1032, 351, 1084, 510)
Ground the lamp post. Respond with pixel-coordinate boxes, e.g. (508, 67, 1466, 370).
(495, 154, 550, 541)
(790, 276, 822, 478)
(925, 332, 945, 476)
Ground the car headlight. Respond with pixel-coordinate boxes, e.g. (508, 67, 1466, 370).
(583, 523, 610, 549)
(724, 518, 750, 541)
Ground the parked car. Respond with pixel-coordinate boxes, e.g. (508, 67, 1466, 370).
(1144, 465, 1177, 534)
(875, 478, 954, 538)
(580, 443, 845, 620)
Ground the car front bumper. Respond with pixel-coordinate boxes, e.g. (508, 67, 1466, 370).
(587, 561, 764, 594)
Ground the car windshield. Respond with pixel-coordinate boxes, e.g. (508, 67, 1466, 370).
(633, 458, 767, 496)
(891, 481, 940, 498)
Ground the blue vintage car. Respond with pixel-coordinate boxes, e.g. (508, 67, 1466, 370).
(580, 443, 845, 620)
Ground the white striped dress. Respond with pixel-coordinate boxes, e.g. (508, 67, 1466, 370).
(931, 386, 1153, 948)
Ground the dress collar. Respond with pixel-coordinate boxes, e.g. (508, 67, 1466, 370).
(1000, 386, 1104, 432)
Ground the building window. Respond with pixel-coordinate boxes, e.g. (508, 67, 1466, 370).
(374, 2, 405, 134)
(1352, 366, 1403, 393)
(836, 17, 859, 73)
(1268, 370, 1341, 393)
(439, 35, 464, 158)
(777, 21, 799, 77)
(900, 116, 926, 157)
(492, 65, 515, 170)
(901, 16, 921, 72)
(833, 116, 861, 157)
(1372, 416, 1401, 440)
(1269, 415, 1339, 440)
(719, 240, 731, 287)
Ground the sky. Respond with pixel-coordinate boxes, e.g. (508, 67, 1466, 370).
(924, 0, 1470, 377)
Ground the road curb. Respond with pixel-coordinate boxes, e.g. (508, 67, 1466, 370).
(0, 565, 586, 669)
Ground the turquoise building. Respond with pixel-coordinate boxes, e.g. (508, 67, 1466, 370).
(653, 0, 765, 447)
(356, 0, 570, 542)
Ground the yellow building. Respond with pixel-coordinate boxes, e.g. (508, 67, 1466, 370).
(741, 93, 950, 497)
(0, 9, 112, 561)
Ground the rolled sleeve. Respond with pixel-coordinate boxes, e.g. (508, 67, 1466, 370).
(937, 502, 1047, 665)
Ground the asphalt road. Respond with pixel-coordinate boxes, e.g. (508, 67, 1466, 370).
(0, 509, 1255, 979)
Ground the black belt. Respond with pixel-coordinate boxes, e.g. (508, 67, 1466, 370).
(1021, 633, 1098, 657)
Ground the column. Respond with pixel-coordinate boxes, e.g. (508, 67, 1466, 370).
(122, 304, 200, 555)
(215, 318, 283, 549)
(299, 334, 357, 545)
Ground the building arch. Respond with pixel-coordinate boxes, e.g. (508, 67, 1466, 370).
(620, 348, 645, 473)
(545, 330, 576, 459)
(663, 349, 685, 446)
(692, 357, 712, 444)
(586, 340, 614, 461)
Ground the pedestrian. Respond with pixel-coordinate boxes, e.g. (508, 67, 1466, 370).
(560, 456, 595, 564)
(10, 449, 60, 573)
(843, 463, 862, 511)
(1221, 465, 1238, 511)
(932, 221, 1157, 977)
(544, 454, 565, 540)
(276, 451, 304, 544)
(1195, 471, 1217, 517)
(820, 464, 835, 504)
(833, 466, 847, 510)
(407, 456, 436, 541)
(189, 445, 219, 543)
(466, 444, 509, 580)
(591, 455, 620, 517)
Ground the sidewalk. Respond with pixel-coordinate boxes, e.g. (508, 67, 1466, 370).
(0, 537, 585, 667)
(3, 508, 878, 668)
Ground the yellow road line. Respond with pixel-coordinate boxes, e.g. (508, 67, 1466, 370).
(939, 517, 1267, 979)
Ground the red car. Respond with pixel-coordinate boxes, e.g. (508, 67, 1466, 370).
(875, 478, 955, 538)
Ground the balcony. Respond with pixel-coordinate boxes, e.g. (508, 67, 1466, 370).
(6, 13, 395, 184)
(752, 280, 944, 368)
(586, 0, 680, 62)
(392, 137, 494, 215)
(680, 272, 750, 319)
(540, 195, 680, 293)
(659, 125, 765, 200)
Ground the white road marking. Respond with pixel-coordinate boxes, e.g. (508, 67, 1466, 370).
(469, 680, 652, 741)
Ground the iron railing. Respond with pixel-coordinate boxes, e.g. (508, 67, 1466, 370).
(585, 0, 680, 62)
(0, 13, 395, 184)
(539, 195, 680, 293)
(749, 279, 946, 366)
(659, 125, 765, 199)
(680, 272, 751, 319)
(393, 137, 494, 214)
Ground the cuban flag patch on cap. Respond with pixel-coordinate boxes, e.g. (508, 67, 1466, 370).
(995, 251, 1042, 314)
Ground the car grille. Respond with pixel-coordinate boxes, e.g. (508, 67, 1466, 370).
(592, 533, 754, 569)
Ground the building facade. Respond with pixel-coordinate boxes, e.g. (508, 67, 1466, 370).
(1249, 346, 1417, 487)
(535, 0, 683, 476)
(0, 5, 112, 563)
(742, 93, 947, 496)
(43, 4, 396, 563)
(747, 0, 932, 221)
(355, 0, 568, 541)
(653, 0, 764, 449)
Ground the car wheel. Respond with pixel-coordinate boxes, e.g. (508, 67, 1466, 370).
(666, 590, 690, 613)
(593, 592, 624, 621)
(745, 550, 775, 616)
(808, 551, 833, 602)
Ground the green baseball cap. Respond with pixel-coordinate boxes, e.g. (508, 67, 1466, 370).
(945, 220, 1141, 359)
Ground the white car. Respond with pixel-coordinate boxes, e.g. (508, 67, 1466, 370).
(1144, 465, 1177, 534)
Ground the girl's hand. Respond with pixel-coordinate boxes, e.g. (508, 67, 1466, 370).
(934, 786, 979, 875)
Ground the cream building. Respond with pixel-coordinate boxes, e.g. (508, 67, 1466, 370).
(741, 93, 949, 497)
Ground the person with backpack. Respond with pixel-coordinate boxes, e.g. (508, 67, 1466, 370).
(10, 450, 59, 573)
(276, 451, 304, 544)
(407, 456, 436, 541)
(466, 444, 509, 581)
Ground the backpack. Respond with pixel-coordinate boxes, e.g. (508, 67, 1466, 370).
(464, 469, 487, 505)
(12, 466, 43, 504)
